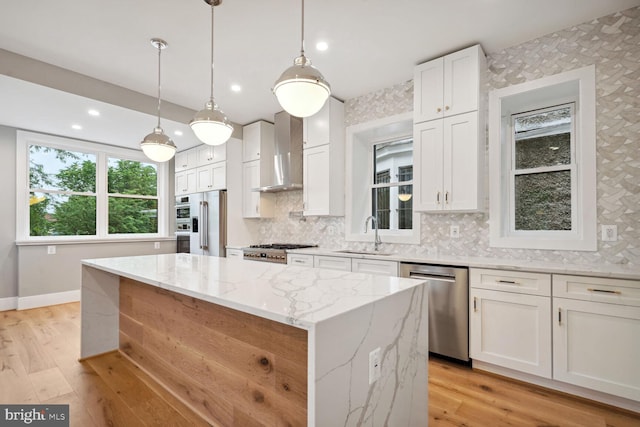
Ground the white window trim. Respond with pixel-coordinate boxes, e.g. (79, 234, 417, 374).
(488, 66, 597, 251)
(345, 112, 420, 245)
(16, 130, 170, 242)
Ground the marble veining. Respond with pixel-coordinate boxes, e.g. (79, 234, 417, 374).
(81, 253, 425, 329)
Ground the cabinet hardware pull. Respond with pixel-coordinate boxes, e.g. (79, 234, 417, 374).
(445, 106, 450, 111)
(558, 308, 562, 325)
(437, 107, 442, 113)
(436, 192, 441, 204)
(473, 297, 477, 312)
(496, 280, 520, 285)
(587, 288, 621, 295)
(445, 191, 449, 204)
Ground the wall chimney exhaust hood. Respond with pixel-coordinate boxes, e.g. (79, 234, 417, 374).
(256, 111, 303, 192)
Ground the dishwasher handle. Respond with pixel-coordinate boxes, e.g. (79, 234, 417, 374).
(408, 272, 456, 283)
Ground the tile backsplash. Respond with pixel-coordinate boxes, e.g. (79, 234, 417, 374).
(253, 6, 640, 267)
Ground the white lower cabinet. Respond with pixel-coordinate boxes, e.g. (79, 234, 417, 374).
(552, 275, 640, 401)
(226, 248, 243, 258)
(351, 258, 398, 276)
(314, 255, 352, 272)
(287, 254, 314, 267)
(470, 287, 552, 378)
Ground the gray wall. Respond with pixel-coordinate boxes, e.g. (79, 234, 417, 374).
(252, 6, 640, 268)
(0, 125, 18, 299)
(17, 241, 175, 298)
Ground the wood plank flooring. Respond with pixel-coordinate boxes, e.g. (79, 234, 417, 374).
(1, 302, 639, 426)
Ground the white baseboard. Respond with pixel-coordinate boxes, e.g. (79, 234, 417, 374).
(0, 296, 18, 311)
(17, 289, 81, 310)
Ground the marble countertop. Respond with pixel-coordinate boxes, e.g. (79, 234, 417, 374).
(287, 248, 640, 281)
(82, 253, 426, 329)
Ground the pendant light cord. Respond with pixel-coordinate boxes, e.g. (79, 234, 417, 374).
(300, 0, 305, 56)
(210, 2, 215, 102)
(156, 42, 162, 129)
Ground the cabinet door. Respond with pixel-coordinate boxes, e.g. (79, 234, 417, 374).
(196, 163, 226, 192)
(303, 145, 330, 215)
(288, 254, 314, 267)
(351, 258, 398, 276)
(226, 248, 244, 258)
(314, 256, 351, 271)
(444, 111, 479, 211)
(413, 57, 444, 123)
(242, 161, 260, 218)
(443, 46, 480, 118)
(470, 288, 552, 378)
(175, 149, 197, 172)
(197, 145, 226, 166)
(243, 121, 267, 162)
(553, 298, 640, 401)
(303, 100, 331, 148)
(414, 120, 444, 211)
(175, 169, 197, 195)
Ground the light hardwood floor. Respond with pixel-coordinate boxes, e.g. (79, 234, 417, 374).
(1, 302, 639, 426)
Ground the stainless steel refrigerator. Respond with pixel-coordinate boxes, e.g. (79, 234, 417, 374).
(189, 190, 227, 257)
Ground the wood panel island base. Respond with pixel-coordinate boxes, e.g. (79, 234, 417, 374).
(81, 254, 428, 426)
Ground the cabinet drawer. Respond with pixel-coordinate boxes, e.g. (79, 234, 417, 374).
(553, 275, 640, 307)
(470, 268, 551, 296)
(314, 256, 351, 272)
(351, 259, 398, 276)
(226, 249, 243, 258)
(287, 254, 314, 267)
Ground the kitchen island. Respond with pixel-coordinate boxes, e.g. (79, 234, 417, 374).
(81, 253, 428, 426)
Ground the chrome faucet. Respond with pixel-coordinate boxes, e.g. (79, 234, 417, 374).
(364, 215, 382, 251)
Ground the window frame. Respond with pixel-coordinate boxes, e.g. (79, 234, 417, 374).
(345, 112, 420, 245)
(488, 66, 597, 251)
(16, 130, 170, 242)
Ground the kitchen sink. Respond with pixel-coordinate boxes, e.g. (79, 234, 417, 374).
(334, 250, 392, 256)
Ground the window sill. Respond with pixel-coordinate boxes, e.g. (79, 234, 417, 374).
(15, 236, 176, 246)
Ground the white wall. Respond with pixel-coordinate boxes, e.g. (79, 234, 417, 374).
(0, 125, 18, 300)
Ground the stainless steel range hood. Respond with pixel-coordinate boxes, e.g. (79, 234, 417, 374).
(257, 111, 303, 192)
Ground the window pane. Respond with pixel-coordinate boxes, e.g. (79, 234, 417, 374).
(374, 187, 390, 230)
(374, 139, 413, 184)
(514, 171, 571, 231)
(109, 197, 158, 234)
(30, 192, 96, 236)
(108, 158, 157, 196)
(29, 145, 96, 192)
(514, 106, 572, 169)
(398, 184, 413, 230)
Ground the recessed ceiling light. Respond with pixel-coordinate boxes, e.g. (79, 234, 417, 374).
(316, 41, 329, 51)
(71, 124, 82, 130)
(174, 130, 183, 136)
(88, 109, 100, 116)
(230, 84, 242, 92)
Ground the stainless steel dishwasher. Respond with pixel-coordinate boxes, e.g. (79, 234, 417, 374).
(399, 263, 469, 362)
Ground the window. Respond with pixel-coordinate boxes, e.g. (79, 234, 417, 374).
(17, 131, 169, 241)
(345, 113, 420, 245)
(489, 66, 596, 251)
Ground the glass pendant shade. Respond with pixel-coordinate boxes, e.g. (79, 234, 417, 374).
(190, 101, 233, 146)
(274, 55, 331, 118)
(398, 193, 412, 202)
(141, 127, 176, 162)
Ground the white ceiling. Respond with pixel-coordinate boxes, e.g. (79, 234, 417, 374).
(1, 0, 639, 151)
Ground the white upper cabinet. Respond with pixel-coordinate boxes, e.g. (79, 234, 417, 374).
(242, 160, 274, 218)
(197, 144, 226, 166)
(303, 96, 344, 149)
(414, 44, 484, 123)
(175, 168, 197, 196)
(175, 148, 198, 172)
(242, 121, 273, 163)
(414, 111, 482, 211)
(302, 97, 345, 216)
(196, 163, 226, 192)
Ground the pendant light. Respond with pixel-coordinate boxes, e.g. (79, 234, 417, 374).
(273, 0, 330, 118)
(190, 0, 233, 146)
(140, 38, 176, 163)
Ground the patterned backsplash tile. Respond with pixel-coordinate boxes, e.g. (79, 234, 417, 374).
(252, 6, 640, 267)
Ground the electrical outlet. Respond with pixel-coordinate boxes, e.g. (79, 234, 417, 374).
(450, 225, 460, 238)
(154, 242, 160, 249)
(47, 245, 56, 255)
(602, 225, 617, 242)
(369, 347, 381, 385)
